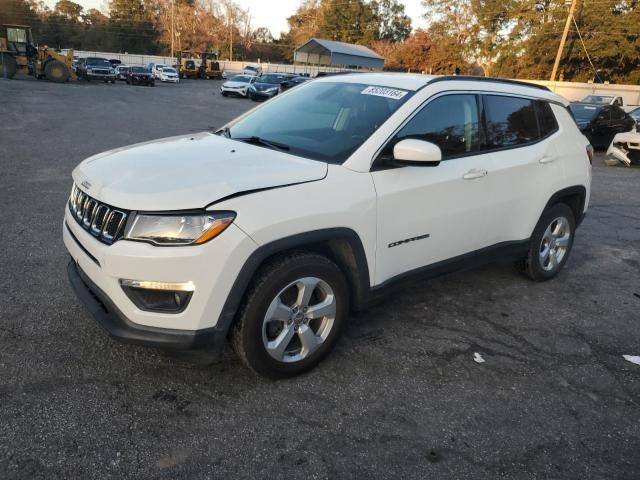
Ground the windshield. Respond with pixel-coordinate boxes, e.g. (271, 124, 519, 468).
(226, 81, 413, 164)
(570, 104, 599, 122)
(162, 68, 176, 73)
(630, 108, 640, 120)
(230, 75, 252, 82)
(87, 58, 111, 67)
(257, 74, 289, 84)
(130, 67, 148, 73)
(581, 95, 613, 105)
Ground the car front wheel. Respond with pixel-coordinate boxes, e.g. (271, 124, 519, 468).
(518, 203, 576, 281)
(231, 252, 349, 379)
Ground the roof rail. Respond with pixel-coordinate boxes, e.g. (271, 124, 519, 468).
(427, 75, 551, 92)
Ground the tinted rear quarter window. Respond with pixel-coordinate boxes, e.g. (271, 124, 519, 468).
(537, 101, 558, 137)
(485, 95, 539, 148)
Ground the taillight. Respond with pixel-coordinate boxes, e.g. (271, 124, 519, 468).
(586, 144, 594, 165)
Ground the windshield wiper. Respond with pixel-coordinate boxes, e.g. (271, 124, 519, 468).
(234, 136, 290, 152)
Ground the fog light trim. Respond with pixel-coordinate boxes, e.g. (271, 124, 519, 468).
(120, 279, 194, 313)
(120, 279, 195, 292)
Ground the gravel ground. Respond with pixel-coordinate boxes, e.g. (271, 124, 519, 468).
(1, 76, 639, 480)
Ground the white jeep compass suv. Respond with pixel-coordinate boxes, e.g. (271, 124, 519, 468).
(63, 74, 592, 378)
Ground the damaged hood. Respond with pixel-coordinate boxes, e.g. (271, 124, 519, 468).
(72, 132, 327, 211)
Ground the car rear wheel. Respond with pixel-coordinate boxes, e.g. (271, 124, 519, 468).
(517, 203, 575, 281)
(231, 252, 349, 379)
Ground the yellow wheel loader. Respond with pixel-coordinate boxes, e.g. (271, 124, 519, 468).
(177, 51, 222, 79)
(0, 24, 76, 82)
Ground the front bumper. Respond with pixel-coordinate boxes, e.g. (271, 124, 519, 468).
(87, 72, 116, 81)
(249, 89, 278, 100)
(130, 76, 154, 84)
(221, 86, 248, 96)
(161, 77, 179, 83)
(63, 205, 257, 350)
(67, 260, 225, 351)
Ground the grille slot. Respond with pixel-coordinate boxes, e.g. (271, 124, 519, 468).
(68, 184, 128, 245)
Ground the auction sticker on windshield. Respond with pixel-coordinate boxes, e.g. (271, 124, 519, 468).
(361, 86, 408, 100)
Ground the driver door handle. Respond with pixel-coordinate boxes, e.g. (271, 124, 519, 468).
(463, 169, 488, 180)
(539, 155, 556, 164)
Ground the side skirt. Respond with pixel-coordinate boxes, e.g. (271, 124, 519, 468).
(361, 239, 531, 308)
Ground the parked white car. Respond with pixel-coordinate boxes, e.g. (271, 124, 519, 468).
(220, 74, 255, 97)
(149, 64, 167, 79)
(64, 74, 592, 378)
(580, 94, 624, 107)
(243, 64, 262, 76)
(159, 67, 179, 83)
(115, 64, 130, 81)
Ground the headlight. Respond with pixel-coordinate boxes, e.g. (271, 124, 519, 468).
(266, 86, 278, 92)
(249, 85, 256, 91)
(124, 211, 236, 246)
(110, 68, 115, 74)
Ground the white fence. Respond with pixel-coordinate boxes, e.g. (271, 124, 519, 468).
(64, 50, 362, 76)
(524, 79, 640, 109)
(66, 50, 177, 66)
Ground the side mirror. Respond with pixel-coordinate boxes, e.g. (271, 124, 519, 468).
(392, 139, 442, 166)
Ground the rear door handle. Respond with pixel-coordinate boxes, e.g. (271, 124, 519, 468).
(463, 169, 488, 180)
(539, 155, 556, 164)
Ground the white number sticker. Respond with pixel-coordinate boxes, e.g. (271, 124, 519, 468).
(361, 86, 408, 100)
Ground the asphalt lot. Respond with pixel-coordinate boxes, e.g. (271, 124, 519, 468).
(1, 76, 639, 480)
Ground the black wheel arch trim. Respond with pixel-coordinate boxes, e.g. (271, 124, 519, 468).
(541, 185, 587, 228)
(215, 228, 372, 336)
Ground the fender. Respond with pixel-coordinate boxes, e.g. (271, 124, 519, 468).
(540, 185, 587, 228)
(215, 228, 371, 335)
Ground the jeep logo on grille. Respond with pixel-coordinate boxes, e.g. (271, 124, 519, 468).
(81, 179, 92, 190)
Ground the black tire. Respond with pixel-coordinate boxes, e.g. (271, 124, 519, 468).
(517, 203, 576, 281)
(0, 53, 18, 79)
(231, 252, 350, 379)
(44, 60, 70, 83)
(110, 79, 116, 84)
(126, 78, 130, 85)
(221, 91, 228, 97)
(150, 81, 155, 87)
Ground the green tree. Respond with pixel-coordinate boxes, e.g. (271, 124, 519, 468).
(54, 0, 83, 20)
(319, 0, 378, 45)
(108, 0, 158, 53)
(372, 0, 411, 42)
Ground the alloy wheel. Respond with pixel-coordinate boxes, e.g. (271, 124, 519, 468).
(539, 216, 571, 272)
(262, 277, 336, 363)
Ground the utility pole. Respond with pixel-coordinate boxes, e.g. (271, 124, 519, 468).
(170, 0, 174, 57)
(550, 0, 577, 81)
(229, 5, 233, 61)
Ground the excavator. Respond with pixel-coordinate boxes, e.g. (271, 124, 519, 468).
(0, 24, 76, 82)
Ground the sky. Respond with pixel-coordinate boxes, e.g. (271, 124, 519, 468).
(42, 0, 426, 38)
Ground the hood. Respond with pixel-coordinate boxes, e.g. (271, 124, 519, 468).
(224, 81, 249, 88)
(72, 132, 327, 211)
(253, 82, 280, 90)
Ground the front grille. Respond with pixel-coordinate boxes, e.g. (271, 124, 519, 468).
(90, 69, 111, 75)
(68, 184, 128, 245)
